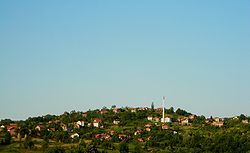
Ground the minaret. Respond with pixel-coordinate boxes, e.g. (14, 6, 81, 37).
(162, 96, 165, 123)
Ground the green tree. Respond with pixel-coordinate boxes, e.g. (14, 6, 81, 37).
(151, 102, 154, 111)
(0, 130, 11, 144)
(119, 142, 129, 153)
(42, 136, 49, 152)
(23, 136, 34, 149)
(85, 142, 99, 153)
(47, 146, 65, 153)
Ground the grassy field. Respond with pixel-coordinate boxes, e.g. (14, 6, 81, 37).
(0, 143, 44, 153)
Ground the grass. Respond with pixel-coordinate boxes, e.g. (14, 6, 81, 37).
(0, 143, 43, 153)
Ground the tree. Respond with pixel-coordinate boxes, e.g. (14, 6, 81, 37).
(239, 114, 247, 121)
(166, 107, 174, 114)
(0, 130, 11, 144)
(47, 146, 65, 153)
(42, 136, 49, 152)
(85, 142, 99, 153)
(151, 102, 154, 111)
(175, 108, 190, 116)
(23, 136, 34, 149)
(119, 142, 129, 153)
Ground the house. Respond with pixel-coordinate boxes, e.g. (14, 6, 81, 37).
(82, 113, 88, 117)
(161, 124, 169, 130)
(177, 117, 189, 125)
(131, 108, 137, 113)
(212, 121, 224, 127)
(153, 117, 160, 122)
(144, 124, 152, 128)
(145, 127, 151, 132)
(113, 120, 120, 125)
(144, 124, 152, 132)
(70, 133, 79, 139)
(93, 118, 102, 128)
(214, 117, 224, 122)
(161, 117, 172, 123)
(113, 108, 121, 113)
(76, 121, 85, 128)
(118, 134, 128, 141)
(242, 119, 249, 124)
(147, 116, 153, 121)
(137, 138, 144, 142)
(109, 130, 116, 135)
(47, 128, 55, 132)
(205, 118, 214, 124)
(134, 129, 142, 135)
(60, 123, 68, 131)
(100, 108, 109, 114)
(95, 134, 111, 141)
(155, 108, 163, 113)
(48, 120, 60, 124)
(178, 117, 189, 125)
(188, 114, 197, 120)
(7, 123, 18, 136)
(138, 107, 149, 111)
(0, 125, 5, 132)
(35, 124, 45, 131)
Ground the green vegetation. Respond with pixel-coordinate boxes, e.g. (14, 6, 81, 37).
(0, 106, 249, 152)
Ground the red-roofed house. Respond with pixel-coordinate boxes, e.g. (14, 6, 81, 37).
(93, 118, 102, 127)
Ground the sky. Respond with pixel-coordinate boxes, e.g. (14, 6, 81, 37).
(0, 1, 250, 120)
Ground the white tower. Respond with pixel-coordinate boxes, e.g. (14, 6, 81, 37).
(161, 96, 166, 123)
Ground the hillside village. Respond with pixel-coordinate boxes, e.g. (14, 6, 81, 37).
(0, 104, 250, 152)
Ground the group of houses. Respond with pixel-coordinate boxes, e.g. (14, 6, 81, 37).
(0, 106, 249, 142)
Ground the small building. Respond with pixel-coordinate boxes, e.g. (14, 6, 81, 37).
(131, 108, 137, 113)
(7, 123, 18, 136)
(60, 123, 68, 131)
(113, 120, 120, 125)
(161, 117, 172, 123)
(145, 127, 151, 132)
(242, 119, 249, 124)
(35, 124, 45, 131)
(70, 133, 80, 139)
(161, 124, 169, 130)
(95, 133, 111, 141)
(82, 113, 88, 117)
(118, 134, 128, 141)
(137, 138, 144, 142)
(181, 118, 189, 125)
(188, 114, 197, 120)
(76, 121, 85, 127)
(144, 124, 152, 128)
(134, 130, 142, 136)
(214, 117, 224, 122)
(113, 108, 121, 113)
(93, 118, 102, 128)
(212, 121, 224, 127)
(147, 116, 153, 121)
(109, 130, 116, 135)
(100, 108, 109, 114)
(153, 117, 160, 122)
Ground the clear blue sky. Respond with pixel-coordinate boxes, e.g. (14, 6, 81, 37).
(0, 1, 249, 120)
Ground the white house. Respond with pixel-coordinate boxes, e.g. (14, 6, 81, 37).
(70, 133, 79, 139)
(113, 120, 120, 125)
(76, 121, 85, 127)
(161, 117, 172, 123)
(93, 118, 102, 128)
(147, 116, 153, 121)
